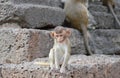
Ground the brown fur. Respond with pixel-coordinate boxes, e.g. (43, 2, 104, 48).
(64, 0, 94, 55)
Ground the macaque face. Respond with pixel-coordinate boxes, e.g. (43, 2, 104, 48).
(50, 27, 71, 43)
(54, 32, 65, 43)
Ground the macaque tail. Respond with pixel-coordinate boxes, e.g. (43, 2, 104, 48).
(34, 62, 50, 66)
(108, 3, 120, 27)
(81, 24, 93, 55)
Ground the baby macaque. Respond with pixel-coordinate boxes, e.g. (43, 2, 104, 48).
(49, 26, 71, 73)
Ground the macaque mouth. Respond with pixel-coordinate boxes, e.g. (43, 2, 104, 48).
(58, 38, 65, 43)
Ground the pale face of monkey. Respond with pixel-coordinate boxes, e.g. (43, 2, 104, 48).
(50, 29, 71, 43)
(55, 34, 64, 43)
(54, 32, 66, 43)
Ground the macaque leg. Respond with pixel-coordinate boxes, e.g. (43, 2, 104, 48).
(87, 31, 97, 54)
(81, 24, 93, 55)
(60, 52, 70, 73)
(55, 48, 60, 69)
(49, 48, 54, 69)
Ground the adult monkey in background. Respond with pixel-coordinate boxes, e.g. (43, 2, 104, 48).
(61, 0, 96, 29)
(64, 0, 96, 55)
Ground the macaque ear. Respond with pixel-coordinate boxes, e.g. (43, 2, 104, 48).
(65, 29, 71, 37)
(50, 31, 55, 38)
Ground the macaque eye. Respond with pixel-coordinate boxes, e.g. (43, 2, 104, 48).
(60, 35, 63, 37)
(56, 35, 59, 37)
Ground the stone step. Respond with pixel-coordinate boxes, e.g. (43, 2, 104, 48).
(91, 29, 120, 54)
(89, 0, 120, 7)
(0, 0, 10, 3)
(10, 0, 61, 7)
(89, 4, 107, 13)
(0, 28, 120, 64)
(91, 11, 120, 29)
(89, 4, 107, 12)
(0, 3, 65, 28)
(0, 28, 85, 64)
(0, 55, 120, 78)
(89, 4, 120, 15)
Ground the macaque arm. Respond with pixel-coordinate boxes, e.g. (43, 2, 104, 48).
(49, 48, 54, 69)
(60, 49, 70, 73)
(55, 48, 60, 69)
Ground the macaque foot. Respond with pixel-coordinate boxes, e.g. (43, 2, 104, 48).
(50, 69, 60, 73)
(60, 68, 66, 73)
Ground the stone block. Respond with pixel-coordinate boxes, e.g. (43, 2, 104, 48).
(92, 12, 120, 29)
(0, 3, 65, 28)
(1, 55, 120, 78)
(10, 0, 61, 7)
(0, 29, 52, 63)
(0, 28, 84, 64)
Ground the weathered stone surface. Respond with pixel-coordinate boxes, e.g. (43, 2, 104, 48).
(91, 29, 120, 54)
(0, 3, 65, 28)
(89, 4, 108, 13)
(1, 55, 120, 78)
(0, 0, 9, 3)
(92, 12, 120, 29)
(0, 23, 21, 29)
(0, 29, 52, 64)
(15, 4, 65, 28)
(0, 3, 16, 23)
(89, 1, 120, 29)
(0, 28, 85, 64)
(89, 3, 120, 15)
(10, 0, 61, 7)
(89, 4, 120, 15)
(115, 0, 120, 7)
(0, 28, 120, 63)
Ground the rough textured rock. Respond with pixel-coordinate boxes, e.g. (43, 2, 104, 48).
(0, 23, 21, 29)
(0, 28, 85, 64)
(1, 55, 120, 78)
(0, 29, 52, 64)
(89, 1, 120, 29)
(92, 12, 120, 29)
(0, 3, 16, 24)
(89, 4, 108, 13)
(91, 29, 120, 54)
(0, 28, 120, 63)
(0, 3, 65, 28)
(89, 4, 120, 15)
(0, 0, 9, 3)
(0, 65, 2, 78)
(10, 0, 61, 7)
(115, 0, 120, 7)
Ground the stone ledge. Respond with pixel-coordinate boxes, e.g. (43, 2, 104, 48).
(0, 54, 120, 78)
(0, 3, 65, 28)
(92, 12, 120, 29)
(0, 28, 120, 64)
(10, 0, 61, 7)
(0, 28, 85, 64)
(0, 28, 52, 64)
(89, 4, 120, 15)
